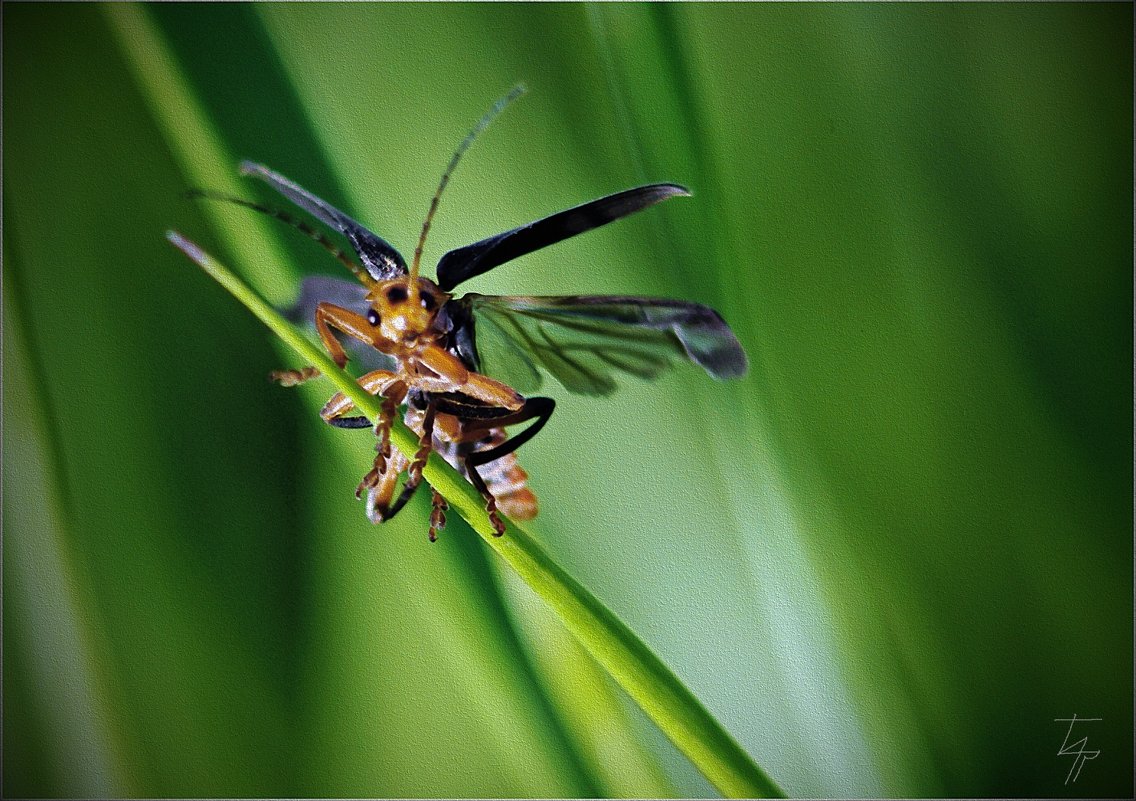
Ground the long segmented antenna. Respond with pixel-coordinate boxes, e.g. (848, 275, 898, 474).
(410, 84, 527, 288)
(185, 189, 374, 286)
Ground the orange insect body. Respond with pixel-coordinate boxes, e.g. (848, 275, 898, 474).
(311, 270, 532, 538)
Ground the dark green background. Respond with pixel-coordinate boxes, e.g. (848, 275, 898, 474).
(4, 3, 1131, 798)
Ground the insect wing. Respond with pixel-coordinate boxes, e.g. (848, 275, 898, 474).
(435, 184, 691, 291)
(241, 161, 407, 281)
(281, 275, 397, 373)
(459, 293, 749, 396)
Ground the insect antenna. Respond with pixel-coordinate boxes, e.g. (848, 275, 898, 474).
(185, 188, 374, 286)
(410, 84, 527, 293)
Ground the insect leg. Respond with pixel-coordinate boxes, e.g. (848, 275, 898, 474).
(318, 370, 407, 495)
(327, 417, 373, 430)
(462, 456, 506, 537)
(416, 343, 524, 411)
(269, 366, 321, 386)
(381, 398, 438, 524)
(320, 369, 405, 428)
(466, 397, 555, 467)
(365, 448, 408, 524)
(429, 488, 448, 543)
(355, 394, 403, 497)
(314, 302, 378, 368)
(431, 395, 555, 466)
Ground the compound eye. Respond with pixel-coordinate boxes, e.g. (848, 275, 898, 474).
(385, 286, 408, 303)
(367, 309, 380, 326)
(420, 293, 436, 311)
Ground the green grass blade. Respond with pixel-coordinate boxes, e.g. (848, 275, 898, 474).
(492, 563, 678, 798)
(165, 231, 783, 799)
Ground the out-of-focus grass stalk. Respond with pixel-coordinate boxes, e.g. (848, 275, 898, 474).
(165, 231, 783, 799)
(4, 249, 123, 797)
(103, 3, 293, 303)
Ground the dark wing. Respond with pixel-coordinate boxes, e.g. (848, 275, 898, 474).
(240, 161, 407, 281)
(458, 293, 748, 396)
(281, 275, 396, 372)
(435, 184, 690, 291)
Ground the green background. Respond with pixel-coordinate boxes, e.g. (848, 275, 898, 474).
(4, 3, 1131, 798)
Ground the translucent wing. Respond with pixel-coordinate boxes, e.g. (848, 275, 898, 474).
(458, 293, 749, 396)
(241, 161, 407, 281)
(281, 275, 370, 325)
(435, 184, 690, 291)
(281, 275, 396, 373)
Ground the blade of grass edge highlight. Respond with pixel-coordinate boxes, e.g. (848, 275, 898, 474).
(166, 230, 783, 799)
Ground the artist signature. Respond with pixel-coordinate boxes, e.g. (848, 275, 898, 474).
(1054, 714, 1100, 785)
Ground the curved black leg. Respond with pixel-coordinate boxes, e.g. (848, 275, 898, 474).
(467, 397, 555, 467)
(328, 415, 372, 429)
(430, 395, 556, 466)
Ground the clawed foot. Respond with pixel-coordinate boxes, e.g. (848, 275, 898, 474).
(270, 366, 320, 386)
(355, 467, 382, 499)
(486, 499, 505, 537)
(429, 489, 448, 542)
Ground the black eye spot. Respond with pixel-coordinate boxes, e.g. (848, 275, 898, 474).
(386, 286, 408, 303)
(367, 309, 380, 326)
(421, 293, 436, 311)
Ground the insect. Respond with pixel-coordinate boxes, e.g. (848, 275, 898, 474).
(191, 86, 748, 541)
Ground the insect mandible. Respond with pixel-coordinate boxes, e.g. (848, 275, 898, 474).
(191, 85, 748, 542)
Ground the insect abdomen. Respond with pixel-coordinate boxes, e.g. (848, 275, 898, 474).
(420, 412, 539, 522)
(472, 429, 538, 521)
